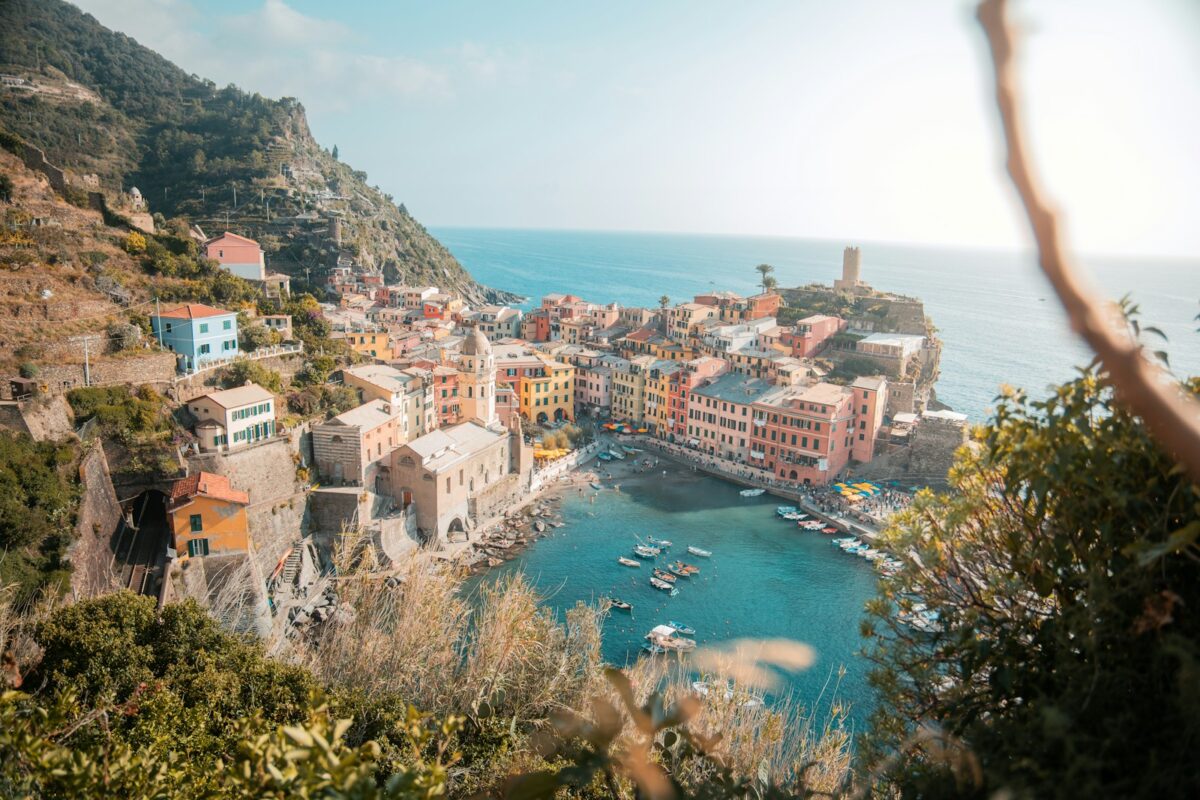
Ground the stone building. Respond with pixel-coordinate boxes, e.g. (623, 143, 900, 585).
(387, 329, 533, 543)
(311, 399, 403, 489)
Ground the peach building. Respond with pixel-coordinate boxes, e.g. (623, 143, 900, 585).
(749, 382, 856, 485)
(167, 471, 250, 559)
(782, 315, 847, 357)
(685, 373, 775, 462)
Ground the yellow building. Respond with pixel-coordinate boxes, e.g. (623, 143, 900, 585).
(611, 355, 654, 423)
(520, 356, 575, 424)
(644, 360, 679, 437)
(167, 471, 250, 558)
(346, 330, 393, 359)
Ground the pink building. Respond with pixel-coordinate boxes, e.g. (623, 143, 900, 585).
(686, 373, 774, 462)
(749, 383, 856, 485)
(782, 315, 847, 357)
(851, 375, 888, 462)
(667, 356, 727, 440)
(203, 232, 265, 281)
(432, 366, 461, 427)
(575, 363, 614, 415)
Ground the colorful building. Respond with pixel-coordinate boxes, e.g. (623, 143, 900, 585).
(667, 356, 727, 440)
(151, 303, 239, 372)
(749, 382, 856, 485)
(167, 471, 249, 559)
(519, 356, 575, 424)
(187, 383, 276, 452)
(312, 399, 404, 490)
(850, 375, 888, 462)
(203, 231, 266, 281)
(686, 374, 774, 462)
(784, 314, 847, 357)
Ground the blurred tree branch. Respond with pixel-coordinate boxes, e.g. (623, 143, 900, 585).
(977, 0, 1200, 483)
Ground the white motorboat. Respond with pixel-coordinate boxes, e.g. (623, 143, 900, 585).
(649, 577, 679, 595)
(633, 545, 660, 558)
(617, 557, 640, 567)
(687, 546, 712, 558)
(740, 488, 765, 497)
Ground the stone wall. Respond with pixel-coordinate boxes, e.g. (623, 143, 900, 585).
(34, 352, 178, 395)
(885, 381, 917, 417)
(167, 352, 307, 403)
(68, 442, 123, 599)
(12, 395, 75, 440)
(909, 417, 969, 485)
(470, 473, 523, 524)
(20, 142, 67, 193)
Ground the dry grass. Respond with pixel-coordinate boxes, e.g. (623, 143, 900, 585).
(292, 539, 854, 795)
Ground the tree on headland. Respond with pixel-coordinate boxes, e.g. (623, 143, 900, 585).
(659, 294, 670, 310)
(332, 144, 339, 161)
(755, 263, 774, 293)
(763, 275, 778, 293)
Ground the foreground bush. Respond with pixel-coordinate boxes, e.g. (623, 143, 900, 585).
(861, 369, 1200, 798)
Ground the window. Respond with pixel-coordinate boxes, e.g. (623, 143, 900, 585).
(223, 340, 235, 351)
(199, 343, 211, 355)
(224, 320, 233, 330)
(199, 323, 209, 333)
(187, 538, 210, 557)
(189, 514, 203, 532)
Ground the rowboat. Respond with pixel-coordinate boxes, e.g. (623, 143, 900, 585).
(648, 537, 672, 548)
(617, 557, 640, 567)
(633, 545, 660, 558)
(590, 482, 603, 490)
(607, 598, 633, 611)
(598, 452, 613, 461)
(652, 568, 677, 583)
(740, 488, 765, 497)
(668, 620, 695, 636)
(642, 643, 667, 654)
(687, 546, 712, 558)
(649, 577, 678, 595)
(670, 561, 700, 575)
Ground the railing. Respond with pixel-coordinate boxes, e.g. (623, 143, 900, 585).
(173, 342, 304, 382)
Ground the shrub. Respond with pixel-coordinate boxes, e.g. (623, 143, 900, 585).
(18, 362, 37, 379)
(860, 370, 1200, 798)
(123, 231, 147, 254)
(219, 360, 283, 394)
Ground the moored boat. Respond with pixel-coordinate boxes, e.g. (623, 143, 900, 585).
(607, 598, 633, 611)
(671, 561, 700, 575)
(590, 481, 603, 490)
(776, 506, 798, 517)
(646, 624, 696, 651)
(647, 536, 673, 548)
(598, 452, 613, 461)
(687, 546, 712, 558)
(633, 544, 660, 558)
(668, 620, 695, 635)
(740, 488, 765, 497)
(652, 568, 677, 583)
(649, 577, 679, 595)
(617, 556, 641, 567)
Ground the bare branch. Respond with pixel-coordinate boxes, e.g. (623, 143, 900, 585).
(977, 0, 1200, 483)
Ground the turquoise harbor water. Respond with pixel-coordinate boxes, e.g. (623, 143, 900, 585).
(466, 458, 881, 733)
(445, 228, 1199, 735)
(435, 227, 1200, 421)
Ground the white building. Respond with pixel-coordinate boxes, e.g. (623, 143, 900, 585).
(188, 383, 276, 452)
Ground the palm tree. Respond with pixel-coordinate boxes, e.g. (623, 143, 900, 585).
(755, 263, 775, 293)
(659, 295, 670, 310)
(763, 276, 778, 293)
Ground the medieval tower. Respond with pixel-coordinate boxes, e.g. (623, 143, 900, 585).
(834, 246, 863, 292)
(460, 327, 498, 429)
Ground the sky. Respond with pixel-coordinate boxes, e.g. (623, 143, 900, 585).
(71, 0, 1200, 257)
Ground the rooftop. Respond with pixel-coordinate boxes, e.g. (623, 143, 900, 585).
(403, 421, 505, 471)
(169, 471, 249, 506)
(323, 399, 399, 429)
(155, 303, 233, 320)
(692, 373, 775, 404)
(196, 382, 275, 409)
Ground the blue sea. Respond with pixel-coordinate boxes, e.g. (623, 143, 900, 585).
(435, 227, 1200, 420)
(443, 228, 1199, 738)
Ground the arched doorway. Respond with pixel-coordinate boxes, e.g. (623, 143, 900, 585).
(536, 411, 548, 425)
(789, 469, 798, 480)
(447, 517, 466, 542)
(553, 407, 566, 423)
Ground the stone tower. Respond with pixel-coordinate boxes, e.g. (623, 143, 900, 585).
(460, 327, 497, 429)
(834, 246, 862, 292)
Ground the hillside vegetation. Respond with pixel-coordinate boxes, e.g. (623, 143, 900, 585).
(0, 0, 511, 301)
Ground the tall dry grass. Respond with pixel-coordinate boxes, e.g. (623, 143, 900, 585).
(292, 536, 854, 795)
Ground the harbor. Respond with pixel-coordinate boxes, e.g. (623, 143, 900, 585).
(463, 452, 882, 732)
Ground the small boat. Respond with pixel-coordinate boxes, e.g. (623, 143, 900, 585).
(782, 512, 805, 521)
(650, 577, 678, 595)
(646, 624, 696, 651)
(642, 643, 667, 654)
(648, 537, 672, 548)
(609, 449, 626, 460)
(776, 506, 798, 517)
(740, 488, 765, 497)
(598, 452, 613, 461)
(800, 521, 824, 530)
(666, 565, 688, 578)
(591, 482, 603, 490)
(608, 598, 633, 611)
(622, 445, 642, 454)
(822, 526, 839, 534)
(687, 546, 712, 558)
(617, 557, 641, 567)
(652, 568, 677, 583)
(668, 621, 695, 636)
(633, 545, 660, 558)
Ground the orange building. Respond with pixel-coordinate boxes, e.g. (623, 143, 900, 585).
(167, 471, 250, 558)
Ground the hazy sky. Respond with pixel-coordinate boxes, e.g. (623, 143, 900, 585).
(73, 0, 1200, 257)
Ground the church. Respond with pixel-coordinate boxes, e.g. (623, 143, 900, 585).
(387, 328, 533, 543)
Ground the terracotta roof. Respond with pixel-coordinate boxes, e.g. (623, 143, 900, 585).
(204, 231, 261, 247)
(169, 471, 249, 505)
(156, 303, 233, 320)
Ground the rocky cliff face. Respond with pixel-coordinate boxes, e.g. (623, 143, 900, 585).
(0, 0, 515, 303)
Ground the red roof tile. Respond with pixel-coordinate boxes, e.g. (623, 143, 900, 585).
(169, 471, 249, 505)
